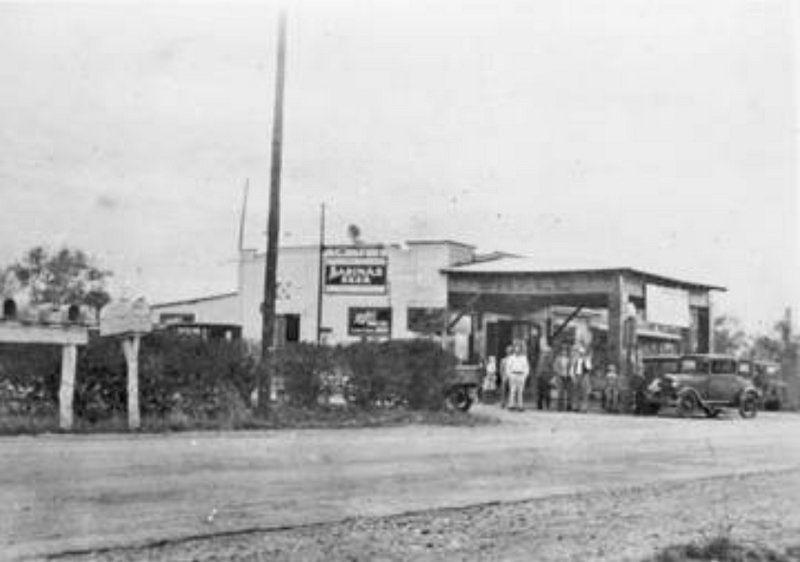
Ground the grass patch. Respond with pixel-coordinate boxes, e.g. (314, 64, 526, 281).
(645, 535, 800, 562)
(0, 405, 493, 436)
(0, 412, 60, 436)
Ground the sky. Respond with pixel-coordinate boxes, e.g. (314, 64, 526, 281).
(0, 0, 797, 334)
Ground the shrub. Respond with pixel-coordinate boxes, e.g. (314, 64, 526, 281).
(342, 339, 458, 411)
(270, 343, 333, 407)
(138, 332, 257, 419)
(645, 535, 795, 562)
(0, 343, 61, 415)
(1, 333, 460, 430)
(74, 336, 127, 422)
(341, 341, 392, 407)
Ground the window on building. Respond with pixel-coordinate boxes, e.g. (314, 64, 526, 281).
(407, 307, 445, 334)
(3, 299, 17, 320)
(284, 314, 300, 342)
(159, 313, 196, 325)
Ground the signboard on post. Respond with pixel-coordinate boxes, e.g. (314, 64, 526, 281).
(100, 298, 153, 336)
(100, 298, 152, 430)
(324, 256, 388, 294)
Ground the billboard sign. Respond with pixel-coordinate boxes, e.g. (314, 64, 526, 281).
(325, 256, 387, 294)
(348, 307, 392, 336)
(645, 285, 690, 328)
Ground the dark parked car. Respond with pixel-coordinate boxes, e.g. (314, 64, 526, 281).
(645, 354, 761, 418)
(642, 355, 681, 382)
(753, 361, 786, 411)
(635, 356, 682, 414)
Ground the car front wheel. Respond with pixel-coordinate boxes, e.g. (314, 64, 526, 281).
(739, 393, 758, 419)
(446, 386, 473, 412)
(677, 394, 698, 418)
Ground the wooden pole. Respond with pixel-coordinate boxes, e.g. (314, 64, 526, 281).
(316, 203, 326, 344)
(122, 335, 141, 430)
(238, 178, 250, 253)
(259, 11, 288, 415)
(59, 344, 77, 430)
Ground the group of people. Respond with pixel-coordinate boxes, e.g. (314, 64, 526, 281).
(482, 341, 622, 413)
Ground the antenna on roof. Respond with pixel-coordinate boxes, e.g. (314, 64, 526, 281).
(238, 178, 250, 253)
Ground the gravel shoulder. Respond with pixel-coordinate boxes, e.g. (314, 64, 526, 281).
(57, 468, 800, 562)
(3, 409, 799, 561)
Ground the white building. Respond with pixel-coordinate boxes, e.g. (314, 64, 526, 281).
(153, 240, 476, 352)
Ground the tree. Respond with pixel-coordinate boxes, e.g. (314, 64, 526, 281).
(1, 246, 112, 316)
(712, 315, 750, 357)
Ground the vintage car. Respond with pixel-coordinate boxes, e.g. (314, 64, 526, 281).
(753, 361, 787, 411)
(645, 353, 761, 418)
(642, 355, 681, 383)
(635, 355, 682, 414)
(445, 364, 484, 411)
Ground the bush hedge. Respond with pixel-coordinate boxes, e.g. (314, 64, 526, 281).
(0, 333, 460, 428)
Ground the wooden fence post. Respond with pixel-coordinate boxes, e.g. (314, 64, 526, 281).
(122, 335, 141, 430)
(59, 344, 77, 430)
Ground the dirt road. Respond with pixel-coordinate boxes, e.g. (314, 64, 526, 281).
(2, 408, 799, 561)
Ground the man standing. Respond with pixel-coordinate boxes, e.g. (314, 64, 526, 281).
(506, 343, 530, 411)
(498, 345, 513, 408)
(571, 344, 593, 413)
(537, 347, 554, 410)
(553, 345, 572, 411)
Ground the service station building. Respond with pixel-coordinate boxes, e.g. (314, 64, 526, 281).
(153, 239, 723, 378)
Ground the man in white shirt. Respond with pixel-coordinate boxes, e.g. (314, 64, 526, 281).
(506, 343, 530, 411)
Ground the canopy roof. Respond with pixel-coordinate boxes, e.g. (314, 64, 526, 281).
(444, 256, 725, 292)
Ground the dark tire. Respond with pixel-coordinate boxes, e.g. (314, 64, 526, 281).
(645, 403, 661, 416)
(677, 394, 698, 418)
(446, 386, 473, 412)
(739, 393, 758, 419)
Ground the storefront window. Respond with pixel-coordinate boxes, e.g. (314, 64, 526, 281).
(407, 307, 445, 334)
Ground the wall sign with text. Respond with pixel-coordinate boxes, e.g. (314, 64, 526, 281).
(325, 257, 388, 294)
(348, 307, 392, 336)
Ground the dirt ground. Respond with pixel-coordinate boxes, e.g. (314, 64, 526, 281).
(2, 406, 800, 561)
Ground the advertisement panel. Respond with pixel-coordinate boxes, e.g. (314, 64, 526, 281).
(348, 307, 392, 336)
(645, 284, 690, 328)
(324, 256, 387, 294)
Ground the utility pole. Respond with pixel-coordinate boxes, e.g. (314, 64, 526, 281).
(316, 203, 326, 344)
(258, 10, 287, 416)
(238, 178, 250, 253)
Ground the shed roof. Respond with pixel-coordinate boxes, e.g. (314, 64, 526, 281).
(443, 256, 725, 292)
(152, 292, 238, 309)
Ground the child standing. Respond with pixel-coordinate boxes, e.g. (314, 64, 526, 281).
(482, 356, 498, 402)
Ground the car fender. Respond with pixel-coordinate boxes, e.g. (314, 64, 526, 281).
(737, 388, 760, 406)
(676, 387, 704, 406)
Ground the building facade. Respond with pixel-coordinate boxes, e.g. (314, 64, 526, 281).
(154, 240, 475, 350)
(152, 239, 722, 371)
